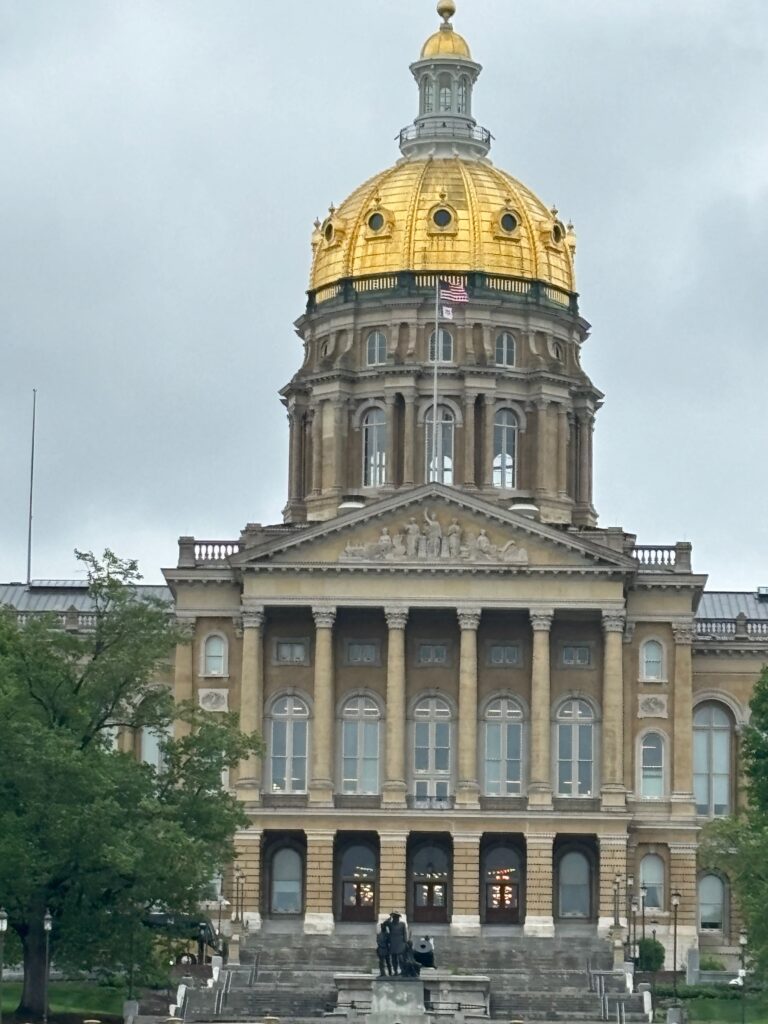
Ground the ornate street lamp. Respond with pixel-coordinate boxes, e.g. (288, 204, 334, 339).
(640, 883, 647, 941)
(43, 908, 53, 1024)
(739, 926, 748, 1024)
(0, 907, 8, 1024)
(613, 874, 621, 928)
(671, 891, 681, 1000)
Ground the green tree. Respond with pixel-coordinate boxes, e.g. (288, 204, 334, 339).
(0, 551, 262, 1018)
(702, 665, 768, 979)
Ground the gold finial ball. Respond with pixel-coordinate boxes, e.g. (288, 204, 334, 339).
(437, 0, 456, 24)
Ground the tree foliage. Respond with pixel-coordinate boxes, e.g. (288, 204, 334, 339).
(701, 665, 768, 979)
(0, 551, 262, 1016)
(638, 937, 665, 972)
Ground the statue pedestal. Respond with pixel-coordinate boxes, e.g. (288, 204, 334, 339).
(368, 978, 428, 1024)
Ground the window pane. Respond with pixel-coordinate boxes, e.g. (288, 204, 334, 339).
(693, 731, 708, 772)
(558, 726, 572, 759)
(293, 721, 307, 757)
(712, 732, 730, 773)
(342, 721, 357, 758)
(272, 720, 286, 757)
(507, 723, 521, 760)
(272, 756, 286, 791)
(577, 758, 592, 795)
(292, 756, 306, 791)
(579, 724, 593, 759)
(363, 722, 378, 757)
(486, 723, 501, 760)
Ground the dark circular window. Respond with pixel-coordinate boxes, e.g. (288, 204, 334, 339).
(368, 212, 385, 232)
(552, 223, 564, 244)
(501, 212, 518, 233)
(433, 208, 453, 228)
(324, 222, 334, 242)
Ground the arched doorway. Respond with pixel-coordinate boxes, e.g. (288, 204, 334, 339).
(409, 837, 451, 924)
(337, 840, 378, 922)
(268, 845, 304, 916)
(482, 839, 524, 924)
(555, 846, 594, 920)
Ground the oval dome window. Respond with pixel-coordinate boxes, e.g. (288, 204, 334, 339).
(368, 212, 385, 232)
(432, 208, 453, 228)
(501, 212, 518, 233)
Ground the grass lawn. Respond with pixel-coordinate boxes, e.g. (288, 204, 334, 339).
(0, 981, 125, 1017)
(664, 993, 768, 1023)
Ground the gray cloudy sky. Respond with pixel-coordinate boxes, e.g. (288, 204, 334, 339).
(1, 0, 766, 590)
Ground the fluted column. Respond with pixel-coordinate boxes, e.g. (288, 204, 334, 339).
(456, 608, 481, 808)
(403, 393, 416, 486)
(672, 624, 695, 812)
(309, 606, 336, 805)
(288, 408, 304, 502)
(311, 403, 323, 495)
(173, 617, 194, 739)
(557, 404, 569, 499)
(535, 400, 548, 496)
(482, 394, 495, 488)
(528, 609, 554, 809)
(601, 611, 626, 810)
(384, 394, 397, 489)
(332, 398, 347, 494)
(463, 392, 477, 488)
(577, 411, 591, 506)
(383, 605, 408, 807)
(238, 607, 265, 800)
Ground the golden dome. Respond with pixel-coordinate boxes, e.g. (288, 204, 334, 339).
(421, 27, 472, 59)
(310, 158, 575, 295)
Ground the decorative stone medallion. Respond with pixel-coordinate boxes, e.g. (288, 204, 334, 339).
(199, 688, 229, 712)
(638, 694, 668, 719)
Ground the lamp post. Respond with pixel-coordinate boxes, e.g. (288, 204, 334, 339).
(43, 908, 53, 1024)
(640, 883, 647, 942)
(238, 870, 246, 927)
(739, 926, 747, 1024)
(0, 907, 8, 1024)
(613, 874, 621, 928)
(626, 873, 634, 923)
(671, 891, 681, 1000)
(233, 866, 242, 923)
(631, 898, 639, 964)
(651, 920, 658, 994)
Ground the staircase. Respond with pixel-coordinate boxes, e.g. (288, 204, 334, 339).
(175, 932, 648, 1023)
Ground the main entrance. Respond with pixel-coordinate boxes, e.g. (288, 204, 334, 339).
(482, 840, 524, 924)
(337, 838, 378, 922)
(408, 835, 451, 924)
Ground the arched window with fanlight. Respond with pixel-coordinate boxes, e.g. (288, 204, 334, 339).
(341, 696, 381, 794)
(202, 633, 227, 677)
(366, 330, 387, 366)
(640, 853, 665, 910)
(425, 405, 455, 485)
(693, 702, 732, 816)
(270, 846, 303, 915)
(269, 695, 309, 793)
(438, 73, 452, 112)
(429, 328, 453, 362)
(698, 873, 726, 931)
(483, 697, 524, 796)
(413, 696, 452, 801)
(362, 408, 387, 487)
(641, 639, 665, 681)
(493, 409, 518, 489)
(495, 331, 516, 366)
(556, 699, 595, 797)
(640, 732, 664, 798)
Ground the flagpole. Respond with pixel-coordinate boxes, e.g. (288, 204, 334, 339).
(26, 388, 37, 586)
(432, 277, 440, 482)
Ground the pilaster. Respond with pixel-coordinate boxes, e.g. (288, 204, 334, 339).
(672, 624, 695, 815)
(305, 830, 335, 933)
(598, 833, 628, 935)
(235, 828, 263, 932)
(528, 610, 554, 809)
(238, 606, 265, 802)
(403, 391, 416, 487)
(451, 832, 482, 934)
(379, 832, 408, 916)
(523, 832, 555, 936)
(456, 608, 481, 808)
(309, 606, 336, 806)
(602, 611, 626, 811)
(173, 618, 195, 739)
(383, 605, 409, 807)
(463, 392, 478, 488)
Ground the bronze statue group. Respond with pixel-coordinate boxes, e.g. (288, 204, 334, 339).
(376, 912, 435, 978)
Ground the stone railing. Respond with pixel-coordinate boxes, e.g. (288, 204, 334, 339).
(178, 537, 241, 568)
(696, 614, 768, 640)
(630, 542, 692, 571)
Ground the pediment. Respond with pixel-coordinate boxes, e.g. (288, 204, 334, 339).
(234, 487, 635, 575)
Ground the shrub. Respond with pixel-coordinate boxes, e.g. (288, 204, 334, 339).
(699, 955, 727, 971)
(638, 938, 665, 972)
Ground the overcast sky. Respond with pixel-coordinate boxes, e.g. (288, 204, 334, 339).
(1, 0, 766, 591)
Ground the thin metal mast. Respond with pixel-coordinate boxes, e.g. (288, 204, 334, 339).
(26, 388, 37, 585)
(431, 278, 440, 481)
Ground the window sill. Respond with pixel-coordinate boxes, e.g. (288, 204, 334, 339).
(479, 796, 526, 812)
(334, 794, 382, 809)
(552, 797, 600, 812)
(262, 793, 309, 808)
(199, 674, 230, 681)
(407, 796, 455, 810)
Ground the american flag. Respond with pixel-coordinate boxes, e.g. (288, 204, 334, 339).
(439, 279, 469, 303)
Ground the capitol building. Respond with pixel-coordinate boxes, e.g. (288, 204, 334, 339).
(5, 1, 767, 963)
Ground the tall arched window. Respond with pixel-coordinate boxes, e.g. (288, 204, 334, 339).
(413, 696, 452, 800)
(429, 328, 453, 362)
(558, 850, 591, 918)
(484, 697, 524, 796)
(425, 405, 455, 485)
(640, 732, 664, 797)
(556, 699, 595, 796)
(699, 874, 725, 931)
(340, 843, 377, 921)
(341, 696, 381, 794)
(270, 696, 309, 793)
(640, 854, 665, 909)
(140, 726, 169, 772)
(411, 841, 450, 923)
(203, 634, 227, 676)
(457, 76, 469, 114)
(495, 332, 516, 366)
(366, 330, 387, 366)
(438, 73, 452, 112)
(493, 409, 518, 489)
(693, 703, 732, 816)
(422, 77, 435, 114)
(641, 639, 664, 681)
(362, 408, 387, 487)
(483, 844, 522, 923)
(271, 847, 303, 915)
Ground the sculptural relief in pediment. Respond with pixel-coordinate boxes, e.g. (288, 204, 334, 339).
(340, 507, 529, 565)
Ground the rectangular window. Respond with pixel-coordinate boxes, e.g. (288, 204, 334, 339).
(276, 640, 308, 665)
(562, 644, 591, 667)
(488, 643, 521, 667)
(346, 641, 380, 665)
(418, 642, 448, 665)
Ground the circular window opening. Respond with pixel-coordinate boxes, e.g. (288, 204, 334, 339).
(433, 208, 453, 228)
(324, 222, 334, 242)
(552, 223, 564, 244)
(368, 212, 385, 232)
(501, 212, 518, 233)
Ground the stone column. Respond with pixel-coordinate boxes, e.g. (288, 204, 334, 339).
(384, 393, 397, 489)
(482, 394, 495, 488)
(305, 830, 335, 934)
(523, 832, 555, 936)
(289, 408, 304, 501)
(463, 392, 477, 488)
(309, 606, 336, 806)
(557, 404, 569, 498)
(598, 833, 628, 936)
(311, 402, 323, 495)
(602, 611, 626, 811)
(456, 608, 482, 808)
(238, 607, 265, 801)
(403, 393, 416, 486)
(379, 832, 408, 915)
(173, 618, 195, 739)
(672, 625, 695, 813)
(452, 833, 482, 934)
(528, 610, 554, 809)
(235, 828, 263, 931)
(577, 411, 591, 506)
(383, 606, 408, 807)
(333, 398, 347, 495)
(535, 400, 549, 497)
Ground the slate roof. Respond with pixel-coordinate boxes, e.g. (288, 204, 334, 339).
(0, 581, 172, 612)
(697, 591, 768, 621)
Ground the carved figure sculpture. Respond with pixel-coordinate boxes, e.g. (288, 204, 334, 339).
(447, 518, 462, 558)
(405, 517, 421, 558)
(424, 508, 442, 559)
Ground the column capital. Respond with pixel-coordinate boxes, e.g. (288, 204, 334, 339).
(672, 624, 695, 646)
(385, 605, 409, 630)
(312, 606, 337, 629)
(457, 607, 482, 631)
(241, 606, 266, 630)
(530, 609, 554, 632)
(602, 611, 626, 633)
